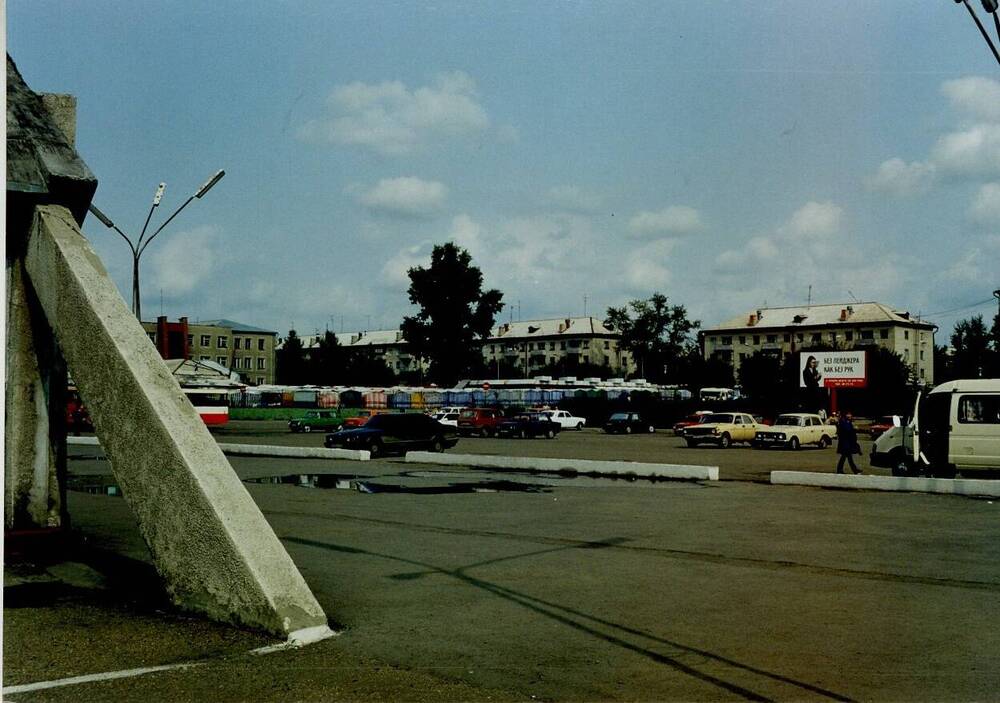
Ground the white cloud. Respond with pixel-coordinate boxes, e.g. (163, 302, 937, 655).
(148, 225, 217, 295)
(380, 244, 429, 288)
(627, 205, 703, 238)
(354, 177, 448, 217)
(298, 72, 490, 155)
(970, 182, 1000, 225)
(942, 76, 1000, 123)
(866, 158, 937, 197)
(625, 240, 675, 290)
(448, 214, 484, 255)
(783, 200, 842, 238)
(931, 123, 1000, 178)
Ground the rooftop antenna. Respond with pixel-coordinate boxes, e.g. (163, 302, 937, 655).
(847, 290, 860, 303)
(584, 294, 588, 318)
(807, 285, 812, 308)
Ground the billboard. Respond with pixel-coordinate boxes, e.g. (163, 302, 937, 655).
(800, 351, 867, 389)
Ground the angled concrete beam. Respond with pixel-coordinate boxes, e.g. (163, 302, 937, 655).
(24, 205, 328, 637)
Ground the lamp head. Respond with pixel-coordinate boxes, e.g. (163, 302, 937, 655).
(195, 170, 225, 198)
(88, 203, 115, 228)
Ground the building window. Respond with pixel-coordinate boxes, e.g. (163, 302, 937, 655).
(796, 333, 804, 343)
(147, 332, 156, 344)
(200, 335, 211, 346)
(721, 336, 732, 345)
(257, 377, 265, 385)
(766, 335, 776, 344)
(753, 335, 760, 345)
(549, 342, 556, 350)
(234, 338, 242, 350)
(811, 333, 821, 343)
(187, 335, 193, 346)
(845, 331, 853, 341)
(200, 356, 210, 362)
(882, 329, 890, 340)
(739, 336, 746, 345)
(829, 332, 836, 343)
(861, 330, 874, 340)
(217, 336, 227, 348)
(257, 358, 266, 370)
(783, 334, 790, 343)
(528, 343, 534, 351)
(919, 350, 924, 361)
(904, 349, 910, 360)
(604, 341, 610, 349)
(560, 342, 566, 350)
(258, 338, 265, 351)
(217, 357, 227, 366)
(903, 330, 909, 340)
(243, 358, 252, 369)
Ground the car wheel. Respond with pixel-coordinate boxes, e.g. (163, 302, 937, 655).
(625, 426, 632, 434)
(576, 422, 584, 431)
(686, 439, 698, 448)
(789, 436, 800, 451)
(303, 425, 312, 433)
(719, 433, 731, 449)
(546, 429, 556, 439)
(519, 428, 527, 439)
(819, 435, 831, 448)
(368, 440, 382, 458)
(431, 437, 444, 453)
(890, 453, 910, 477)
(479, 427, 489, 438)
(647, 425, 655, 433)
(751, 441, 760, 449)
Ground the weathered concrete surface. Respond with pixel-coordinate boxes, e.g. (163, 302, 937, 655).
(4, 258, 65, 529)
(772, 470, 1000, 497)
(406, 451, 719, 480)
(23, 205, 328, 636)
(68, 437, 371, 462)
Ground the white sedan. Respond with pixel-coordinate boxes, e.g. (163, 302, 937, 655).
(541, 410, 586, 430)
(431, 411, 460, 428)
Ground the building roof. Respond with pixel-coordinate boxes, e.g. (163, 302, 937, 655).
(489, 316, 616, 340)
(7, 54, 97, 227)
(705, 302, 935, 333)
(196, 319, 276, 335)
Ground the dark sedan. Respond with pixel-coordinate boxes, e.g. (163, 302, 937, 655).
(603, 412, 656, 434)
(497, 413, 560, 439)
(324, 413, 458, 457)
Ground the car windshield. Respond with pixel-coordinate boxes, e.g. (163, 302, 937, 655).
(609, 413, 629, 420)
(460, 410, 476, 418)
(776, 415, 805, 426)
(704, 414, 734, 424)
(365, 415, 385, 429)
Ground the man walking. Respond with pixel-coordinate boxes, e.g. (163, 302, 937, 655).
(836, 411, 862, 475)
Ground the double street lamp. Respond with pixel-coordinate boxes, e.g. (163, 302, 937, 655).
(87, 169, 225, 321)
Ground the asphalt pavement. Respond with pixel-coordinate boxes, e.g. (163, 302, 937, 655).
(5, 425, 1000, 701)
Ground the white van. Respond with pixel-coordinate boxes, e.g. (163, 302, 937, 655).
(870, 379, 1000, 477)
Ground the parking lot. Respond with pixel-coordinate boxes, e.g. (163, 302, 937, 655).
(6, 425, 999, 701)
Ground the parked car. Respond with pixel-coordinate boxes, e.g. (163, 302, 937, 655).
(497, 413, 561, 439)
(684, 412, 758, 448)
(457, 407, 504, 437)
(288, 410, 342, 433)
(673, 412, 711, 436)
(431, 410, 461, 428)
(324, 413, 458, 457)
(340, 409, 392, 430)
(868, 415, 901, 440)
(751, 413, 836, 450)
(604, 412, 656, 434)
(540, 409, 586, 430)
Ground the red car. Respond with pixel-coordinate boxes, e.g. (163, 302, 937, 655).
(340, 409, 392, 430)
(868, 415, 901, 440)
(673, 413, 710, 436)
(457, 407, 504, 437)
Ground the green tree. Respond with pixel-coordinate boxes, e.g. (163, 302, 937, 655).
(276, 330, 308, 385)
(951, 315, 995, 378)
(737, 352, 783, 407)
(401, 243, 504, 386)
(604, 293, 699, 383)
(344, 352, 397, 386)
(309, 330, 345, 386)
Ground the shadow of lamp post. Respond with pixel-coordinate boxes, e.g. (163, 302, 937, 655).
(87, 170, 225, 321)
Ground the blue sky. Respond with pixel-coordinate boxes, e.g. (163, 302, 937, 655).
(8, 1, 1000, 341)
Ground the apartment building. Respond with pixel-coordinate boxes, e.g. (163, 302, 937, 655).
(482, 317, 634, 376)
(142, 317, 277, 385)
(701, 302, 936, 384)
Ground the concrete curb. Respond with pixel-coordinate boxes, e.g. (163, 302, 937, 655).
(771, 471, 1000, 497)
(405, 452, 718, 481)
(68, 437, 370, 462)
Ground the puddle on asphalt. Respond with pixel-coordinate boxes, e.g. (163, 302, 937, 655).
(244, 473, 551, 494)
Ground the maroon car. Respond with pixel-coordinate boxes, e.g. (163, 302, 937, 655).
(457, 407, 505, 437)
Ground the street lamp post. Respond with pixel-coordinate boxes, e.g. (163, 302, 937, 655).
(87, 170, 225, 321)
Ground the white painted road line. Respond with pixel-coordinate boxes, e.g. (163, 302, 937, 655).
(771, 471, 1000, 497)
(406, 452, 719, 481)
(3, 662, 204, 695)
